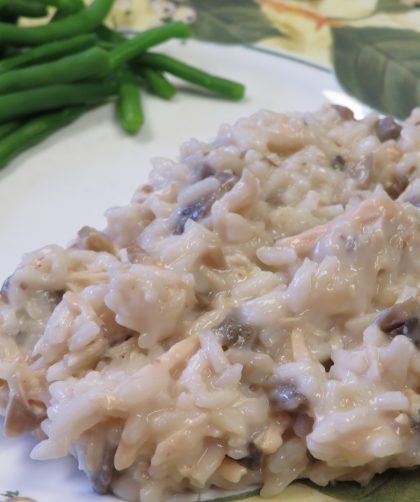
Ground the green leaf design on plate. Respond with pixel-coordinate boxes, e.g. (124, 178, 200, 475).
(375, 0, 413, 13)
(332, 26, 420, 118)
(306, 468, 420, 502)
(190, 0, 281, 44)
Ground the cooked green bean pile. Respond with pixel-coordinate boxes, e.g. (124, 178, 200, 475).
(0, 0, 245, 169)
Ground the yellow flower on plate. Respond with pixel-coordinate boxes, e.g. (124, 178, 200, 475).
(255, 0, 420, 67)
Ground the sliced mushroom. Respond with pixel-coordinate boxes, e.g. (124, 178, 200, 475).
(214, 312, 258, 350)
(269, 381, 307, 413)
(375, 116, 402, 142)
(91, 443, 117, 495)
(384, 174, 409, 200)
(331, 154, 346, 170)
(174, 197, 211, 235)
(174, 171, 237, 235)
(321, 358, 334, 372)
(3, 394, 46, 437)
(331, 104, 354, 121)
(375, 298, 420, 347)
(236, 443, 262, 471)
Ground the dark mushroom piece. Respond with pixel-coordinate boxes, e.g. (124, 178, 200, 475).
(236, 443, 262, 471)
(331, 154, 346, 170)
(269, 381, 307, 413)
(375, 116, 402, 143)
(375, 298, 420, 347)
(214, 312, 258, 350)
(173, 171, 237, 235)
(321, 358, 334, 372)
(174, 197, 211, 235)
(331, 104, 354, 121)
(91, 443, 117, 495)
(384, 174, 408, 200)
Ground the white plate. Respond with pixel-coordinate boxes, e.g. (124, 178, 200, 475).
(0, 39, 367, 501)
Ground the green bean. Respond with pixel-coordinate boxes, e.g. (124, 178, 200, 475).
(65, 0, 85, 9)
(0, 0, 48, 18)
(0, 106, 86, 169)
(49, 0, 84, 21)
(116, 69, 143, 135)
(139, 68, 176, 100)
(39, 0, 59, 6)
(0, 34, 97, 73)
(0, 0, 20, 25)
(137, 52, 245, 101)
(0, 0, 114, 45)
(50, 8, 70, 22)
(109, 22, 192, 70)
(40, 0, 84, 13)
(0, 47, 111, 94)
(0, 120, 21, 140)
(97, 24, 125, 45)
(50, 6, 123, 45)
(0, 82, 116, 122)
(0, 13, 17, 24)
(51, 8, 118, 46)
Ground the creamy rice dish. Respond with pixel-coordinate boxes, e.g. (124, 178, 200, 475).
(1, 104, 420, 501)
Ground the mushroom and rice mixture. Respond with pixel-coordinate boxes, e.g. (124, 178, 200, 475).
(1, 105, 420, 501)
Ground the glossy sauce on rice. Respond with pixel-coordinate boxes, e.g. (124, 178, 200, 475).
(1, 105, 420, 501)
